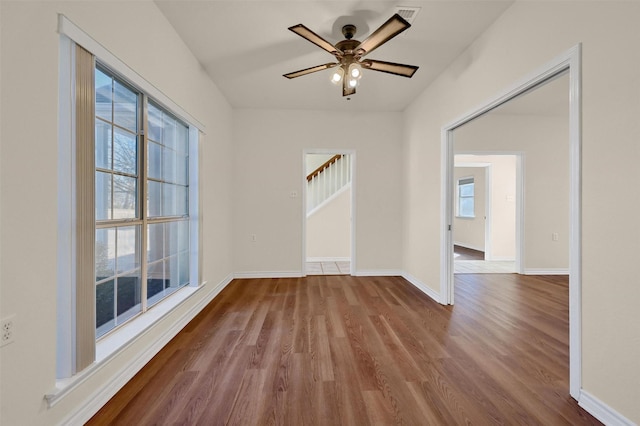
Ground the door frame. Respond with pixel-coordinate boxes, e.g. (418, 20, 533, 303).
(441, 44, 581, 398)
(302, 149, 356, 276)
(454, 153, 523, 271)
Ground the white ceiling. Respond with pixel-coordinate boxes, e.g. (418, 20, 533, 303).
(155, 0, 514, 112)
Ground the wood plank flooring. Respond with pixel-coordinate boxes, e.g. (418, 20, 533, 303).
(454, 245, 485, 261)
(87, 274, 600, 425)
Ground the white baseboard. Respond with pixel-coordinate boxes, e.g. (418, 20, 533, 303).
(523, 268, 569, 275)
(401, 271, 445, 305)
(354, 269, 403, 277)
(306, 257, 351, 262)
(579, 389, 636, 426)
(234, 271, 302, 279)
(58, 274, 233, 426)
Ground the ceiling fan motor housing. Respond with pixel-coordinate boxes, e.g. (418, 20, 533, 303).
(335, 39, 361, 59)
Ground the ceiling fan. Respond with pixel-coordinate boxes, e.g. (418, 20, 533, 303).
(283, 14, 419, 97)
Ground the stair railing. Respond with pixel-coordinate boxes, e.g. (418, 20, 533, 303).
(307, 154, 351, 213)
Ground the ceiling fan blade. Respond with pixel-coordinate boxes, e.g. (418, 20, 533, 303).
(289, 24, 342, 56)
(283, 63, 338, 79)
(343, 78, 356, 97)
(361, 59, 418, 78)
(355, 14, 411, 56)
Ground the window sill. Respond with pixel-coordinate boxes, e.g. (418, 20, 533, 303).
(455, 215, 476, 219)
(45, 283, 205, 408)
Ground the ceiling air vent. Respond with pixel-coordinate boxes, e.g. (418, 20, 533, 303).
(393, 6, 421, 25)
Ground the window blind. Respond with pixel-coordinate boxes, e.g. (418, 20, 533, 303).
(75, 44, 97, 371)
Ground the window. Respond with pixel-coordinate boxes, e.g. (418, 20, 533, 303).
(95, 65, 190, 338)
(56, 20, 203, 383)
(457, 177, 475, 218)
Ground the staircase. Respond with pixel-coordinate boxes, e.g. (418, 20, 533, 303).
(307, 154, 351, 215)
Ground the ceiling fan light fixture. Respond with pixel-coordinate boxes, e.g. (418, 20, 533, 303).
(330, 66, 344, 84)
(284, 13, 419, 97)
(348, 62, 362, 79)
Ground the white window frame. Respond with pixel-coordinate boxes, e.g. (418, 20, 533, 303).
(54, 14, 204, 396)
(93, 65, 194, 339)
(456, 177, 475, 218)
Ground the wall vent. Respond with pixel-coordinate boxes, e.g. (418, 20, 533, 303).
(394, 6, 421, 25)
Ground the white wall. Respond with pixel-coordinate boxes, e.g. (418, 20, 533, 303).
(306, 186, 351, 260)
(455, 116, 568, 270)
(453, 167, 486, 252)
(0, 2, 233, 424)
(233, 109, 403, 275)
(485, 156, 517, 261)
(403, 2, 640, 422)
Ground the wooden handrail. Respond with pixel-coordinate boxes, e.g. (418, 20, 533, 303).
(307, 154, 343, 182)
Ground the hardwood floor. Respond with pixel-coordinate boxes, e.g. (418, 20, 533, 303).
(87, 274, 600, 425)
(454, 245, 485, 261)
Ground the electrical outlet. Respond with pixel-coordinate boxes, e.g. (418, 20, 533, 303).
(1, 315, 16, 347)
(552, 232, 559, 242)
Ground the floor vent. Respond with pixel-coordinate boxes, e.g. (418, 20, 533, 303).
(394, 6, 421, 25)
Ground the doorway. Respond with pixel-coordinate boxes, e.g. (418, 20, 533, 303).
(442, 45, 581, 398)
(303, 150, 355, 275)
(453, 154, 519, 274)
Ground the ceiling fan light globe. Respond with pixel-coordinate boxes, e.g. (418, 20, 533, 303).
(349, 63, 362, 79)
(330, 67, 344, 85)
(348, 77, 358, 88)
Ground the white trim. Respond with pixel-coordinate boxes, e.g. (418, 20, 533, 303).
(302, 149, 356, 277)
(516, 154, 525, 274)
(454, 161, 492, 167)
(234, 269, 405, 279)
(47, 274, 232, 422)
(523, 269, 569, 276)
(484, 165, 492, 260)
(440, 124, 454, 305)
(441, 44, 582, 398)
(567, 45, 583, 401)
(354, 270, 403, 277)
(306, 257, 351, 262)
(234, 271, 303, 279)
(189, 127, 201, 288)
(402, 272, 445, 305)
(57, 14, 205, 132)
(579, 390, 636, 426)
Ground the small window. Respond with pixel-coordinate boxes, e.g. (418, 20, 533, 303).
(457, 177, 475, 218)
